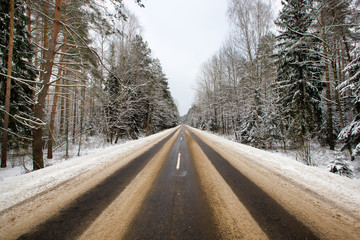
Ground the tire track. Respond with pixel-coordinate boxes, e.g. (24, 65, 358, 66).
(188, 128, 319, 240)
(17, 129, 178, 240)
(123, 127, 220, 240)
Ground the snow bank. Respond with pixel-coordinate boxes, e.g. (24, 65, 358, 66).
(191, 128, 360, 215)
(0, 128, 175, 212)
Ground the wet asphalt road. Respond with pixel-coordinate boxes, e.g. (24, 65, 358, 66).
(123, 128, 219, 240)
(17, 131, 177, 240)
(15, 126, 320, 239)
(189, 130, 318, 240)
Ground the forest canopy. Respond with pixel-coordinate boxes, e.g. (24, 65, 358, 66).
(185, 0, 360, 164)
(0, 0, 179, 170)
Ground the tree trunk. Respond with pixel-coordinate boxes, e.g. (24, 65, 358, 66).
(47, 0, 68, 159)
(47, 67, 63, 159)
(59, 79, 65, 135)
(319, 10, 335, 151)
(331, 58, 355, 161)
(78, 85, 85, 156)
(342, 35, 352, 63)
(325, 61, 335, 150)
(27, 0, 32, 50)
(1, 0, 15, 168)
(337, 44, 343, 84)
(222, 113, 225, 135)
(73, 75, 77, 144)
(40, 1, 49, 82)
(146, 104, 152, 136)
(32, 0, 63, 170)
(65, 77, 70, 158)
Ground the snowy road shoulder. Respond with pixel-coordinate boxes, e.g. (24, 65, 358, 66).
(190, 127, 360, 218)
(0, 128, 177, 212)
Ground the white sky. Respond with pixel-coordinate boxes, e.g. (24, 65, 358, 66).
(123, 0, 282, 116)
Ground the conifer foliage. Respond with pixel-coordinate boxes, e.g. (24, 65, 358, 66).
(338, 46, 360, 156)
(0, 0, 36, 156)
(186, 0, 359, 164)
(104, 35, 178, 142)
(274, 0, 324, 150)
(0, 0, 179, 170)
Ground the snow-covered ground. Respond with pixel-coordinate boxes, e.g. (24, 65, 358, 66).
(0, 128, 175, 212)
(191, 127, 360, 217)
(210, 132, 360, 180)
(0, 135, 124, 182)
(1, 131, 170, 182)
(271, 144, 360, 179)
(1, 126, 359, 215)
(3, 133, 155, 181)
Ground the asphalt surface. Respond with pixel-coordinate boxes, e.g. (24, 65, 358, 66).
(11, 125, 351, 239)
(123, 128, 219, 240)
(17, 130, 177, 240)
(189, 130, 319, 240)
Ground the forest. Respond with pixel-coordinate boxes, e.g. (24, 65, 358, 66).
(0, 0, 179, 170)
(185, 0, 360, 165)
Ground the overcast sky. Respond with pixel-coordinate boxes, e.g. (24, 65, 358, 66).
(123, 0, 282, 116)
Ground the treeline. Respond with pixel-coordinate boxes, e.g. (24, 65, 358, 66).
(186, 0, 359, 163)
(0, 0, 179, 170)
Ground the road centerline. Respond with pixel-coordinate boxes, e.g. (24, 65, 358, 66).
(176, 153, 181, 170)
(123, 127, 220, 239)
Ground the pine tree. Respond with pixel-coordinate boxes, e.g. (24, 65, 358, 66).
(104, 35, 178, 141)
(313, 0, 354, 151)
(338, 46, 360, 158)
(275, 0, 324, 163)
(0, 0, 36, 166)
(145, 59, 179, 134)
(128, 35, 153, 138)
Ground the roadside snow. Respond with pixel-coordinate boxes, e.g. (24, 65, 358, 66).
(0, 135, 127, 182)
(0, 128, 175, 212)
(191, 128, 360, 216)
(271, 145, 360, 180)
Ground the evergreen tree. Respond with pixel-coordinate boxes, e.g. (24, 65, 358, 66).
(338, 46, 360, 158)
(313, 0, 354, 151)
(145, 59, 179, 134)
(128, 35, 153, 138)
(274, 0, 324, 162)
(241, 34, 277, 148)
(0, 0, 36, 150)
(103, 42, 125, 143)
(104, 35, 178, 142)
